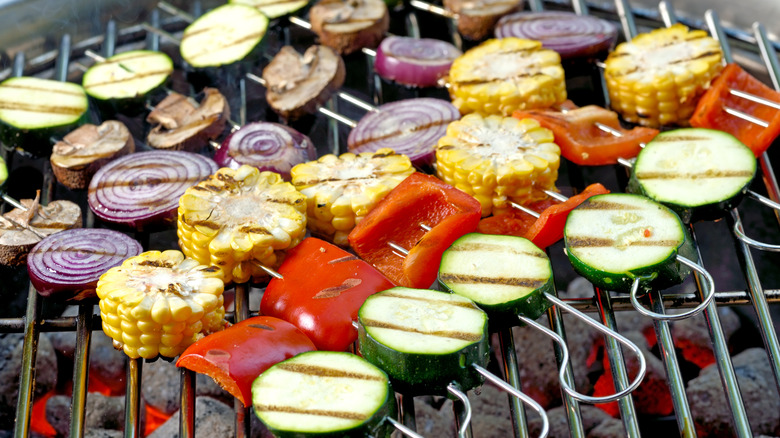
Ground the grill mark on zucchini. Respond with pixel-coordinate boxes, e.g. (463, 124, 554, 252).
(567, 237, 679, 247)
(185, 31, 265, 62)
(576, 201, 639, 210)
(449, 242, 546, 258)
(439, 273, 547, 288)
(648, 135, 712, 142)
(0, 102, 85, 116)
(95, 52, 161, 65)
(0, 84, 85, 97)
(377, 292, 478, 308)
(254, 404, 368, 420)
(362, 318, 484, 341)
(84, 69, 173, 88)
(275, 363, 385, 381)
(636, 170, 755, 179)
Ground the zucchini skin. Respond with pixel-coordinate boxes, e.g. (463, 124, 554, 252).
(564, 195, 698, 293)
(357, 290, 490, 396)
(0, 111, 89, 158)
(627, 173, 749, 224)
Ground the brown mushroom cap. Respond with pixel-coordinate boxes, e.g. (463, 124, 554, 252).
(0, 197, 82, 266)
(50, 121, 135, 190)
(310, 0, 389, 55)
(146, 88, 230, 152)
(443, 0, 522, 40)
(263, 45, 347, 121)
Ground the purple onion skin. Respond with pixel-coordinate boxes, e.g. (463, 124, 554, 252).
(214, 122, 316, 181)
(28, 228, 143, 299)
(88, 150, 217, 230)
(348, 98, 460, 167)
(495, 11, 618, 60)
(375, 36, 462, 88)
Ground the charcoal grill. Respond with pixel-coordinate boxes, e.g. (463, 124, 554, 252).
(1, 0, 780, 437)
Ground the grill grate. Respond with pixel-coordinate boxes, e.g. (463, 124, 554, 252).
(2, 0, 780, 437)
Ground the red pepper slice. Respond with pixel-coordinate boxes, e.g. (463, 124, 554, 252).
(261, 237, 395, 352)
(348, 172, 482, 288)
(477, 183, 610, 249)
(176, 316, 315, 407)
(691, 63, 780, 157)
(514, 104, 659, 166)
(476, 199, 556, 237)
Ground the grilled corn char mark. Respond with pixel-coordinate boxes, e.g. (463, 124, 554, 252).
(361, 318, 483, 342)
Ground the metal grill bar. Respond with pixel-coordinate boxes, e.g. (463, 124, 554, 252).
(707, 10, 780, 404)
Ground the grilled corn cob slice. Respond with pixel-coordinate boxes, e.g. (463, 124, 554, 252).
(447, 38, 566, 116)
(436, 114, 560, 216)
(291, 148, 414, 246)
(178, 166, 307, 284)
(97, 250, 226, 359)
(604, 24, 723, 128)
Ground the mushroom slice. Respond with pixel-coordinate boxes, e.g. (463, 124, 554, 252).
(263, 45, 346, 121)
(310, 0, 389, 55)
(146, 88, 230, 152)
(50, 121, 135, 190)
(444, 0, 522, 40)
(0, 196, 82, 266)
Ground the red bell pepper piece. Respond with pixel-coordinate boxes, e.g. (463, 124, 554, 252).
(348, 172, 482, 288)
(176, 316, 315, 407)
(476, 199, 555, 238)
(691, 63, 780, 157)
(477, 183, 610, 249)
(514, 104, 659, 166)
(261, 237, 395, 352)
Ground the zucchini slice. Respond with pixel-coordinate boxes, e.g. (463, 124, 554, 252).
(230, 0, 309, 19)
(358, 287, 489, 396)
(438, 233, 553, 325)
(629, 128, 756, 223)
(0, 77, 89, 157)
(180, 4, 269, 69)
(82, 50, 173, 114)
(252, 351, 396, 438)
(564, 193, 696, 293)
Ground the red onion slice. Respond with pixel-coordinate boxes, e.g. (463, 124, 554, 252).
(375, 36, 462, 88)
(347, 98, 460, 166)
(495, 11, 618, 59)
(88, 150, 217, 229)
(28, 228, 142, 299)
(214, 122, 316, 180)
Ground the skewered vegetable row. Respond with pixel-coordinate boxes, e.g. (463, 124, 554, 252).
(436, 113, 561, 216)
(97, 250, 226, 359)
(177, 165, 308, 284)
(447, 37, 567, 116)
(291, 149, 414, 246)
(604, 24, 723, 128)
